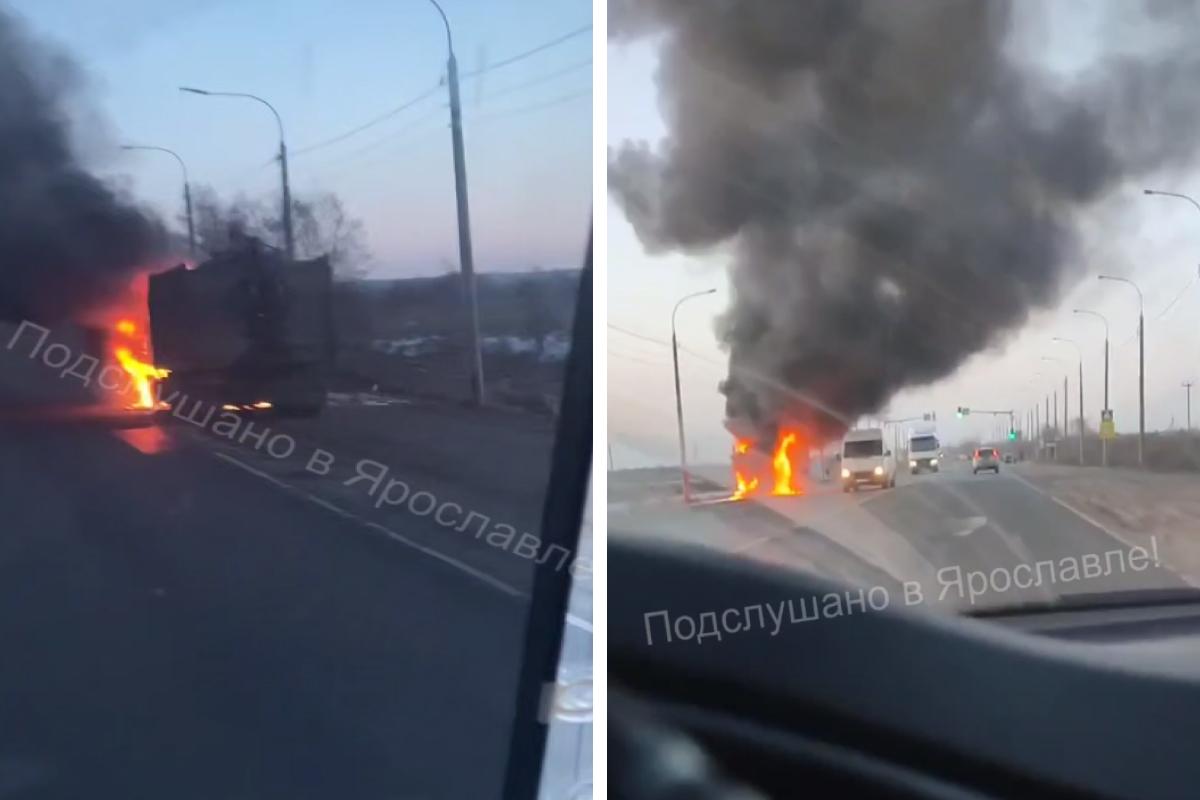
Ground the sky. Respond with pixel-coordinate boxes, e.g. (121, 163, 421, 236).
(6, 0, 592, 278)
(607, 4, 1200, 470)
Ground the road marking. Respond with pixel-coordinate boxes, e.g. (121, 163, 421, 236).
(213, 451, 292, 489)
(936, 479, 1040, 566)
(211, 451, 525, 599)
(1006, 469, 1200, 588)
(951, 516, 988, 537)
(566, 613, 593, 633)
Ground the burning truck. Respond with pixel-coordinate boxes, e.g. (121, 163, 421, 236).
(147, 238, 335, 417)
(728, 418, 811, 500)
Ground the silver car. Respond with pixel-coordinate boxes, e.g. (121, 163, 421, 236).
(972, 447, 1000, 474)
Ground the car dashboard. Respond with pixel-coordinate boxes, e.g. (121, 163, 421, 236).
(610, 535, 1200, 800)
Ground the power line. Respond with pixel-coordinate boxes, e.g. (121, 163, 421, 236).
(1156, 276, 1197, 320)
(293, 84, 441, 157)
(306, 106, 445, 177)
(609, 350, 668, 369)
(461, 24, 591, 79)
(472, 88, 591, 125)
(476, 59, 591, 105)
(292, 23, 590, 158)
(609, 324, 667, 348)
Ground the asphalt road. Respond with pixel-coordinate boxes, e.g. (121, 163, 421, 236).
(610, 458, 1187, 613)
(0, 391, 587, 799)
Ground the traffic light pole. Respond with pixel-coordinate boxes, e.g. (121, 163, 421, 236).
(955, 407, 1017, 442)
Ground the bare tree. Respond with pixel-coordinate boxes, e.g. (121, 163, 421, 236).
(186, 185, 370, 279)
(291, 193, 369, 279)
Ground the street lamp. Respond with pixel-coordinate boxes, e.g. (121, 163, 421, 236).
(1053, 337, 1085, 465)
(1143, 188, 1200, 216)
(121, 144, 195, 257)
(1030, 371, 1046, 453)
(1073, 308, 1110, 466)
(1099, 274, 1145, 465)
(672, 289, 717, 503)
(1185, 381, 1194, 432)
(1040, 355, 1068, 447)
(421, 0, 485, 408)
(179, 87, 295, 262)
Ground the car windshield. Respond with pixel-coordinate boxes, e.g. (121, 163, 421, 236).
(607, 0, 1200, 619)
(0, 2, 592, 797)
(844, 439, 884, 458)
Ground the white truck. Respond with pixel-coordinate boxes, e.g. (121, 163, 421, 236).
(840, 428, 896, 491)
(908, 430, 942, 474)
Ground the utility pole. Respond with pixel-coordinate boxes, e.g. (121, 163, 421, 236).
(1075, 309, 1110, 467)
(1100, 276, 1145, 465)
(1078, 361, 1084, 464)
(1139, 311, 1145, 464)
(279, 140, 294, 260)
(1186, 381, 1194, 431)
(671, 289, 717, 503)
(178, 87, 294, 261)
(422, 0, 485, 407)
(1063, 375, 1068, 441)
(120, 144, 195, 257)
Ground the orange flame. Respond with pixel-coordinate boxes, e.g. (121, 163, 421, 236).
(114, 345, 170, 409)
(732, 471, 759, 499)
(110, 314, 169, 410)
(730, 431, 806, 500)
(773, 432, 798, 495)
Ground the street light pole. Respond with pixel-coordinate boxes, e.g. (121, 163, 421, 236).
(1074, 309, 1110, 466)
(1054, 337, 1085, 465)
(178, 87, 294, 261)
(1144, 188, 1200, 216)
(120, 144, 195, 257)
(423, 0, 486, 407)
(1040, 355, 1066, 450)
(1185, 381, 1194, 431)
(1099, 275, 1145, 465)
(671, 289, 717, 503)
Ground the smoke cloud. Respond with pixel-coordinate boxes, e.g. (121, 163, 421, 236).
(610, 0, 1200, 443)
(0, 9, 168, 324)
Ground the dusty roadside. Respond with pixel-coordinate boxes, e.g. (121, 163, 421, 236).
(1013, 462, 1200, 585)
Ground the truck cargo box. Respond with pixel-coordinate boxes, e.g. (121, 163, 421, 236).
(148, 241, 333, 415)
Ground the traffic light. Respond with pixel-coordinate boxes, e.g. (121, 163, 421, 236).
(1007, 429, 1018, 441)
(956, 406, 970, 418)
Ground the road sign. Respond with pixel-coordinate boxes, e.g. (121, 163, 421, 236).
(1100, 409, 1116, 440)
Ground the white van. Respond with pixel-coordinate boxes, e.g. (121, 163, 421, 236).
(908, 431, 941, 474)
(840, 428, 896, 491)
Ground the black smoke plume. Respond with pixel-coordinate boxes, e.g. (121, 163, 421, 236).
(0, 9, 168, 324)
(610, 0, 1200, 443)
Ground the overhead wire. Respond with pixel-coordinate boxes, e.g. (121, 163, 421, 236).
(291, 23, 590, 159)
(461, 25, 591, 79)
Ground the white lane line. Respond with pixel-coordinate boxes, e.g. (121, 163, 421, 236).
(1007, 469, 1200, 588)
(360, 521, 524, 598)
(213, 451, 292, 489)
(566, 613, 593, 633)
(1006, 469, 1130, 542)
(211, 451, 525, 599)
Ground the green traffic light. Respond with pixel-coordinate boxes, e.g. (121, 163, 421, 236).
(1007, 430, 1017, 441)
